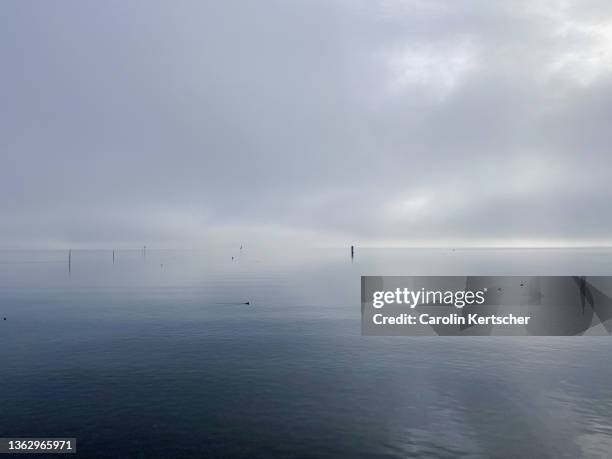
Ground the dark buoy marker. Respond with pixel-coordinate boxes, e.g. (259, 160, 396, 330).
(214, 301, 251, 305)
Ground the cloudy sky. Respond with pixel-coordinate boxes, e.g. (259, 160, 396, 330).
(2, 0, 612, 248)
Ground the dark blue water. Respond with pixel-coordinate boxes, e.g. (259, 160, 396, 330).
(2, 248, 612, 458)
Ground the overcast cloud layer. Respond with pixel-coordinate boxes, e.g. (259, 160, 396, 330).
(2, 0, 612, 248)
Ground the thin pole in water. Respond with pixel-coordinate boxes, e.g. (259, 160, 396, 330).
(113, 250, 115, 264)
(68, 249, 72, 273)
(351, 245, 354, 259)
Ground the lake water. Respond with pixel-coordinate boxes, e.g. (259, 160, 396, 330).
(1, 248, 612, 458)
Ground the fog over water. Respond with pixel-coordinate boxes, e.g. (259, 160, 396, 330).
(3, 4, 612, 457)
(2, 1, 612, 248)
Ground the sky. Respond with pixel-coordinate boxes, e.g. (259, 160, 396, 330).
(2, 0, 612, 249)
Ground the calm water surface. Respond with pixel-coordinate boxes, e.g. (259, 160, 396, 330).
(1, 248, 612, 458)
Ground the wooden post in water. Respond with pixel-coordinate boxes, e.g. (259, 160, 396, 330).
(68, 249, 72, 273)
(113, 250, 115, 264)
(351, 245, 354, 259)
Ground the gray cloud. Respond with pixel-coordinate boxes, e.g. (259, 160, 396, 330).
(1, 0, 612, 248)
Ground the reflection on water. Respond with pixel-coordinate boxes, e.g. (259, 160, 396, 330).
(1, 248, 612, 458)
